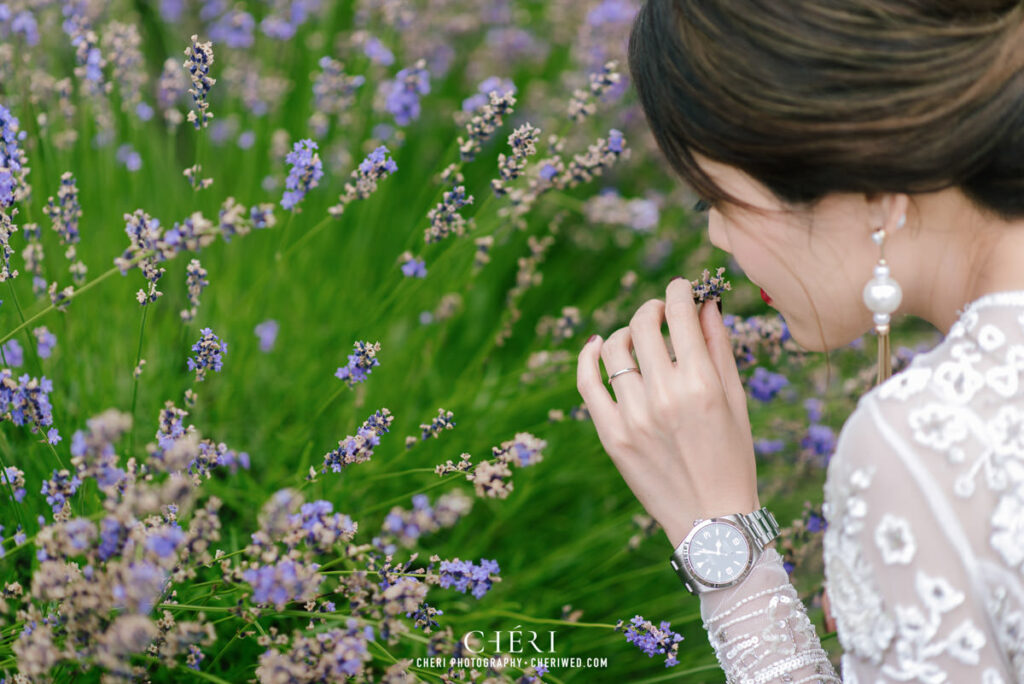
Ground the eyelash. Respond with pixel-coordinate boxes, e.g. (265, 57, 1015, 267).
(692, 198, 713, 212)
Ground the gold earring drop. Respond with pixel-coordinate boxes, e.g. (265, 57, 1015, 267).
(862, 214, 904, 384)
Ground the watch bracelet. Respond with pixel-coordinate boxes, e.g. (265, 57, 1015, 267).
(738, 506, 780, 549)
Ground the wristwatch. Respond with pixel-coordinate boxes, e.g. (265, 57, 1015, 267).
(669, 506, 780, 595)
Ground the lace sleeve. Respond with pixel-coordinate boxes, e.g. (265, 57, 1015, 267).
(699, 545, 840, 683)
(821, 393, 1020, 683)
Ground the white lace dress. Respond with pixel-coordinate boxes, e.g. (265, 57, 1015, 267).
(698, 290, 1024, 683)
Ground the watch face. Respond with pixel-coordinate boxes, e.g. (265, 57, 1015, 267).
(686, 521, 751, 585)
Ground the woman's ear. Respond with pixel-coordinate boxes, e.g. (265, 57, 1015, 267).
(867, 192, 910, 234)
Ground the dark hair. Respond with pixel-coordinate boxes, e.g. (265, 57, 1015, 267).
(627, 0, 1024, 222)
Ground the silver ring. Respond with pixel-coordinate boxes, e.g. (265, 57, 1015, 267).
(608, 366, 641, 382)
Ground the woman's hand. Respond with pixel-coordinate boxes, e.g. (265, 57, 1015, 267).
(576, 276, 760, 550)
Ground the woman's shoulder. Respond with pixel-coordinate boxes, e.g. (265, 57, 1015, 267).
(822, 302, 1024, 679)
(853, 293, 1024, 428)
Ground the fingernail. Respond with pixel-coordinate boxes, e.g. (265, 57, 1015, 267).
(586, 334, 598, 346)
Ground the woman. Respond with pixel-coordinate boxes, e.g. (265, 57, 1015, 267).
(576, 1, 1024, 681)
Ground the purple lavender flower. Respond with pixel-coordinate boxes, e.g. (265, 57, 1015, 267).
(243, 558, 321, 609)
(41, 468, 82, 514)
(461, 76, 516, 113)
(754, 438, 785, 456)
(237, 130, 255, 149)
(608, 128, 624, 153)
(187, 327, 227, 382)
(136, 100, 154, 121)
(615, 615, 683, 668)
(438, 558, 501, 599)
(11, 9, 39, 45)
(1, 465, 26, 502)
(280, 138, 323, 211)
(159, 0, 183, 23)
(288, 500, 357, 551)
(250, 203, 276, 230)
(312, 56, 365, 120)
(748, 366, 789, 402)
(335, 340, 381, 388)
(587, 0, 635, 26)
(98, 516, 127, 560)
(322, 408, 394, 473)
(116, 143, 142, 171)
(113, 560, 167, 615)
(209, 8, 255, 49)
(801, 424, 837, 462)
(363, 35, 394, 65)
(1, 338, 23, 367)
(0, 104, 28, 207)
(145, 524, 185, 558)
(32, 326, 56, 359)
(804, 398, 824, 423)
(254, 319, 279, 352)
(65, 517, 97, 551)
(807, 510, 826, 533)
(2, 370, 56, 433)
(400, 256, 427, 278)
(385, 59, 430, 126)
(328, 145, 397, 216)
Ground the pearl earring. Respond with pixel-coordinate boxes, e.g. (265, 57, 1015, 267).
(862, 214, 904, 384)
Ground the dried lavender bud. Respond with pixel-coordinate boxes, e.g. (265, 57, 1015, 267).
(492, 122, 540, 197)
(424, 185, 474, 244)
(689, 266, 732, 304)
(458, 89, 516, 162)
(183, 34, 215, 129)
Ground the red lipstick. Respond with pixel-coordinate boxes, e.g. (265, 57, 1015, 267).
(760, 287, 774, 306)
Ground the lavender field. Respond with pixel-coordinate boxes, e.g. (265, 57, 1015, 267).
(0, 1, 941, 682)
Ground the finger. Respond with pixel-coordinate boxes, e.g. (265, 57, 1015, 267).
(628, 299, 675, 380)
(699, 299, 750, 431)
(601, 327, 645, 405)
(576, 334, 619, 430)
(664, 278, 714, 375)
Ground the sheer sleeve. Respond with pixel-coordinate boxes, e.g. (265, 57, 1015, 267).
(820, 392, 1020, 683)
(696, 389, 1023, 684)
(696, 295, 1024, 683)
(698, 545, 841, 683)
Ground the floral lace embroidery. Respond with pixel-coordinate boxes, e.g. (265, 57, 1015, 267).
(880, 570, 988, 681)
(823, 459, 896, 665)
(874, 514, 916, 566)
(701, 293, 1024, 684)
(985, 582, 1024, 681)
(907, 403, 971, 461)
(990, 480, 1024, 574)
(877, 366, 932, 402)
